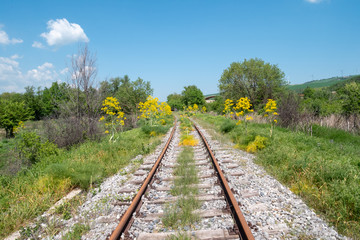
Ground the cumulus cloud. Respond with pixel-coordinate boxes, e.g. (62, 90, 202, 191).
(26, 62, 59, 82)
(40, 18, 89, 46)
(32, 41, 45, 49)
(0, 27, 23, 45)
(0, 56, 62, 93)
(305, 0, 323, 3)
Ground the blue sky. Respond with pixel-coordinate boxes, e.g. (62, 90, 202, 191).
(1, 0, 359, 100)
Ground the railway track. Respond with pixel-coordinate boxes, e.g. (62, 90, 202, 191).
(109, 120, 254, 240)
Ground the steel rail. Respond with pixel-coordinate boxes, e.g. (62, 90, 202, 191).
(109, 123, 177, 240)
(194, 124, 255, 240)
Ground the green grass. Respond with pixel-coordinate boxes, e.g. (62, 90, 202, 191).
(195, 113, 360, 239)
(0, 138, 17, 174)
(0, 126, 170, 238)
(162, 135, 200, 229)
(62, 223, 90, 240)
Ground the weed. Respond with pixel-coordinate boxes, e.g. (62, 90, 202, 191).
(62, 223, 90, 240)
(55, 202, 72, 220)
(220, 119, 236, 133)
(162, 124, 200, 229)
(19, 223, 41, 239)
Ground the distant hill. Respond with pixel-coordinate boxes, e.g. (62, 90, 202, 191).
(288, 75, 359, 93)
(328, 75, 360, 91)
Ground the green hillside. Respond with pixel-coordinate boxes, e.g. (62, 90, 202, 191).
(288, 75, 358, 93)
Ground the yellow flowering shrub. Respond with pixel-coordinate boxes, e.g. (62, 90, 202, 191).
(185, 104, 200, 116)
(233, 97, 254, 134)
(246, 135, 268, 153)
(179, 134, 199, 146)
(13, 121, 25, 133)
(99, 96, 126, 142)
(223, 99, 234, 118)
(201, 106, 207, 113)
(264, 99, 278, 137)
(138, 96, 172, 126)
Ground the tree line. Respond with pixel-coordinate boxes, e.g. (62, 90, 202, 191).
(0, 46, 153, 143)
(168, 58, 360, 133)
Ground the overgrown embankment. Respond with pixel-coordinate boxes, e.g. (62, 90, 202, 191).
(195, 113, 360, 239)
(0, 125, 171, 238)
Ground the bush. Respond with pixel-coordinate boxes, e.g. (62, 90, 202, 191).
(246, 135, 268, 153)
(141, 124, 169, 136)
(44, 117, 102, 148)
(220, 119, 236, 133)
(16, 131, 58, 164)
(278, 91, 300, 128)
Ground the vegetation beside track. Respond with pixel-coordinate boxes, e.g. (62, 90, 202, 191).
(194, 113, 360, 239)
(0, 122, 172, 238)
(163, 116, 200, 230)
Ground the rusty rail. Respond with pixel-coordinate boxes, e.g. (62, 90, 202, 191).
(194, 124, 255, 240)
(109, 123, 177, 240)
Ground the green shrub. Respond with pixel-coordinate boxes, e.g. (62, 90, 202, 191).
(220, 119, 236, 133)
(141, 124, 169, 136)
(16, 131, 58, 164)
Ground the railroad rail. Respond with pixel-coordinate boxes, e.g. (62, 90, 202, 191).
(109, 121, 254, 240)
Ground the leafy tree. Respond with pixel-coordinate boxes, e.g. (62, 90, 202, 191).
(219, 58, 286, 107)
(0, 101, 34, 138)
(181, 85, 205, 107)
(167, 93, 184, 111)
(23, 86, 44, 120)
(0, 92, 24, 103)
(301, 88, 342, 117)
(303, 87, 315, 99)
(101, 75, 153, 115)
(341, 82, 360, 116)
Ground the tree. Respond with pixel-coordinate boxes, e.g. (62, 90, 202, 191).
(167, 93, 184, 111)
(23, 86, 45, 120)
(0, 101, 33, 138)
(219, 58, 286, 107)
(100, 75, 153, 115)
(340, 82, 360, 130)
(66, 44, 100, 120)
(181, 85, 205, 107)
(45, 45, 101, 147)
(42, 82, 70, 117)
(303, 87, 315, 99)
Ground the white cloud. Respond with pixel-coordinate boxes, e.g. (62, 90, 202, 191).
(0, 27, 23, 45)
(60, 67, 69, 75)
(32, 41, 45, 49)
(40, 18, 89, 46)
(26, 62, 58, 82)
(305, 0, 323, 3)
(0, 56, 62, 93)
(0, 57, 22, 79)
